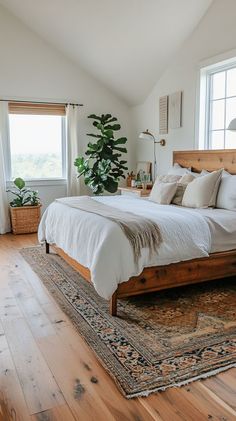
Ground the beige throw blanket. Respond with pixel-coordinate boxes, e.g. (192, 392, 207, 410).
(56, 197, 163, 264)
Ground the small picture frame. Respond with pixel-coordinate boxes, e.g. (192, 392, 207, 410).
(136, 161, 152, 176)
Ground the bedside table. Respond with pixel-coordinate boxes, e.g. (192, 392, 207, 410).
(118, 187, 150, 198)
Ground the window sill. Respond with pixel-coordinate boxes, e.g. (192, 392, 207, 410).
(6, 179, 67, 188)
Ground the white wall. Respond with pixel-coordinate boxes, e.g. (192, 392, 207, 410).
(0, 5, 134, 210)
(132, 0, 236, 176)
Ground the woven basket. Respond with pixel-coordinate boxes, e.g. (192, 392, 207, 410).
(10, 205, 42, 235)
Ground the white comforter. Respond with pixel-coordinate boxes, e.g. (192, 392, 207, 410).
(38, 196, 211, 300)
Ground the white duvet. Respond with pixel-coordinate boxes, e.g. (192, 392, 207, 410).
(38, 195, 212, 300)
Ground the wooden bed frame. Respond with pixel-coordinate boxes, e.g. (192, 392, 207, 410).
(45, 149, 236, 316)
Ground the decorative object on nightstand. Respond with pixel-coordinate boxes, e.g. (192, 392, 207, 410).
(7, 177, 41, 234)
(126, 171, 135, 187)
(118, 186, 150, 198)
(136, 161, 152, 175)
(138, 130, 166, 179)
(139, 171, 150, 190)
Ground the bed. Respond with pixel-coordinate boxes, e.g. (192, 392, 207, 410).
(39, 149, 236, 316)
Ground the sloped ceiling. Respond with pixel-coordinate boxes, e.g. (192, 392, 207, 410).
(0, 0, 212, 105)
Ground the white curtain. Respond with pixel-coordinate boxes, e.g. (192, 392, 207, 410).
(66, 104, 81, 196)
(0, 102, 10, 234)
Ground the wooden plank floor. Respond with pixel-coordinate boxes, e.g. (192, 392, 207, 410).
(0, 234, 235, 421)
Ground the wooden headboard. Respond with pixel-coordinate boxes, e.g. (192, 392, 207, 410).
(173, 149, 236, 175)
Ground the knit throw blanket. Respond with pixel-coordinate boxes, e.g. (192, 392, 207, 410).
(56, 197, 163, 264)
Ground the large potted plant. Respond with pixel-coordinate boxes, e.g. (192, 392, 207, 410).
(7, 178, 41, 234)
(74, 113, 128, 195)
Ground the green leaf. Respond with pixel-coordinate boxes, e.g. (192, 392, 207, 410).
(86, 133, 102, 138)
(95, 123, 104, 130)
(105, 124, 121, 131)
(103, 177, 118, 193)
(87, 142, 99, 152)
(103, 129, 113, 138)
(74, 156, 84, 166)
(23, 196, 31, 205)
(113, 137, 127, 145)
(104, 117, 117, 124)
(109, 153, 122, 160)
(113, 147, 127, 153)
(117, 164, 128, 170)
(10, 198, 22, 207)
(74, 156, 89, 174)
(102, 114, 112, 122)
(14, 177, 25, 190)
(88, 114, 102, 121)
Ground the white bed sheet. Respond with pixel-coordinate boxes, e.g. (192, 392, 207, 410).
(190, 207, 236, 253)
(38, 195, 215, 300)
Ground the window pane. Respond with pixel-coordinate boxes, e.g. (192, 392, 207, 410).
(211, 99, 225, 130)
(226, 96, 236, 129)
(9, 114, 63, 179)
(211, 71, 225, 99)
(210, 131, 224, 149)
(226, 67, 236, 97)
(225, 130, 236, 148)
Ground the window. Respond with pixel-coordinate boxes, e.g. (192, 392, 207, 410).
(8, 102, 66, 180)
(199, 59, 236, 149)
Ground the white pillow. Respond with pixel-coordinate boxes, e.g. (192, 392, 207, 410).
(168, 163, 189, 176)
(179, 174, 196, 184)
(216, 173, 236, 210)
(153, 174, 181, 183)
(149, 182, 178, 204)
(182, 169, 223, 208)
(171, 174, 195, 206)
(201, 169, 229, 176)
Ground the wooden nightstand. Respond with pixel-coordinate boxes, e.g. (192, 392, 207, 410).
(118, 187, 150, 198)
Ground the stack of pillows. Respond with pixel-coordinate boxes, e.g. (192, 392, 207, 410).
(149, 163, 236, 210)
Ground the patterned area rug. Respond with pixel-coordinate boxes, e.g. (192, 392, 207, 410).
(21, 247, 236, 398)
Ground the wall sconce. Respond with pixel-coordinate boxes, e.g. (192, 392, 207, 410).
(138, 129, 166, 179)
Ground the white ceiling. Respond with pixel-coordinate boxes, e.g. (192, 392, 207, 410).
(0, 0, 212, 105)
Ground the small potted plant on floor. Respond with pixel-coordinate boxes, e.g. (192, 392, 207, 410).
(7, 177, 41, 234)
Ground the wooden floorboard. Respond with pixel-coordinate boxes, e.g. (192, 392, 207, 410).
(0, 320, 31, 421)
(30, 404, 76, 421)
(0, 233, 235, 421)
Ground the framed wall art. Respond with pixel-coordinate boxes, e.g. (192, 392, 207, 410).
(169, 91, 182, 129)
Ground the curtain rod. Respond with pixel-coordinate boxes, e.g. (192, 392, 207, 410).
(0, 99, 83, 106)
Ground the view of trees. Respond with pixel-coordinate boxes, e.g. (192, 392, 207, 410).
(11, 153, 62, 179)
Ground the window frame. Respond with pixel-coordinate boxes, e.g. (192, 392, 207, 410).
(198, 58, 236, 150)
(6, 108, 67, 184)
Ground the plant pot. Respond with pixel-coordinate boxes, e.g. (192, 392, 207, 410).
(10, 205, 42, 235)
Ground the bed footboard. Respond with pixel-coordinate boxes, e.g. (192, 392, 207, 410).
(45, 244, 236, 317)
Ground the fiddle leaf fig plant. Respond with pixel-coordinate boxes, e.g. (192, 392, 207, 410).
(74, 114, 128, 195)
(7, 177, 40, 207)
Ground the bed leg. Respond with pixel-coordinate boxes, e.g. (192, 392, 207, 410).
(45, 241, 50, 254)
(109, 292, 117, 316)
